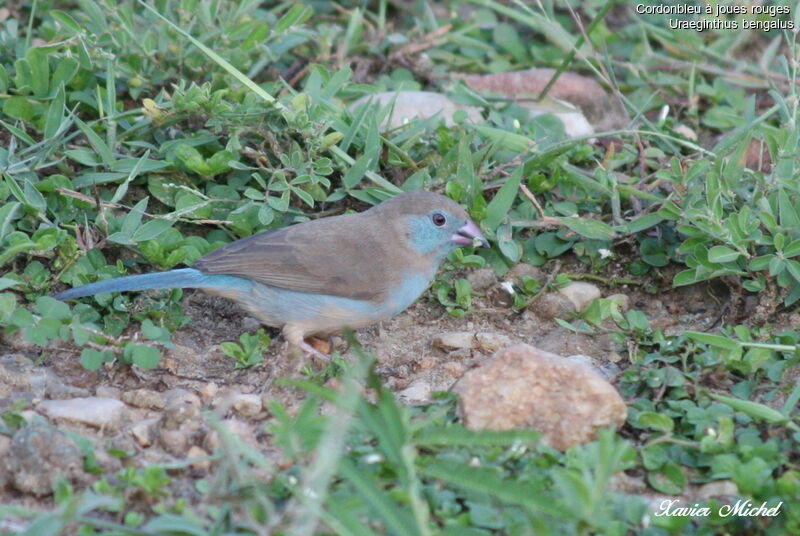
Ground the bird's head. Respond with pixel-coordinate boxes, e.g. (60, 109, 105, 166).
(373, 191, 489, 260)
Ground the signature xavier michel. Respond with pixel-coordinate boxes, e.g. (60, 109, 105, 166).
(655, 499, 783, 518)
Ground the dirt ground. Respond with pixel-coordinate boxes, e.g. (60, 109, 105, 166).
(0, 256, 771, 516)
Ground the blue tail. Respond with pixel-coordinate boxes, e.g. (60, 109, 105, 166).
(54, 268, 210, 300)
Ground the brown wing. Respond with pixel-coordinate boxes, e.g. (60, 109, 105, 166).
(193, 212, 399, 301)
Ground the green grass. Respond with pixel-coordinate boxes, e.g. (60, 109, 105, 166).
(1, 0, 800, 534)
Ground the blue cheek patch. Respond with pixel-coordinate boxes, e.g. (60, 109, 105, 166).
(408, 215, 458, 257)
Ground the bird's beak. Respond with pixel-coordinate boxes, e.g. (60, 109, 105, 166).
(452, 220, 489, 248)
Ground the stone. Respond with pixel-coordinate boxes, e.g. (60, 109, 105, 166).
(122, 389, 166, 410)
(693, 480, 739, 502)
(558, 282, 601, 312)
(531, 292, 576, 320)
(507, 263, 543, 281)
(231, 394, 262, 418)
(2, 424, 84, 496)
(162, 389, 202, 429)
(130, 417, 160, 447)
(432, 332, 513, 352)
(160, 429, 192, 456)
(37, 397, 125, 429)
(349, 91, 482, 130)
(187, 445, 211, 472)
(466, 268, 497, 291)
(455, 344, 627, 451)
(397, 380, 432, 404)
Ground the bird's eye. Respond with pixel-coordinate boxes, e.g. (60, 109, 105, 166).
(432, 213, 447, 227)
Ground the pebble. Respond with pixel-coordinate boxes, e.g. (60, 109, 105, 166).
(432, 332, 513, 352)
(349, 91, 482, 129)
(455, 344, 627, 451)
(531, 292, 576, 320)
(122, 389, 166, 410)
(1, 424, 84, 496)
(159, 429, 192, 456)
(161, 389, 202, 429)
(130, 417, 160, 448)
(466, 268, 497, 291)
(232, 394, 262, 418)
(187, 445, 211, 472)
(397, 380, 432, 404)
(37, 397, 125, 429)
(558, 282, 601, 312)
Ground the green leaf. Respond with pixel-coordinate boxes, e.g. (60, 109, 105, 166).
(74, 117, 114, 167)
(783, 240, 800, 258)
(684, 331, 740, 351)
(618, 212, 664, 234)
(421, 460, 562, 516)
(338, 459, 419, 536)
(484, 167, 522, 231)
(473, 124, 534, 152)
(44, 84, 66, 140)
(51, 10, 83, 33)
(557, 216, 616, 240)
(51, 56, 79, 90)
(341, 152, 373, 189)
(80, 348, 109, 370)
(27, 48, 50, 98)
(636, 412, 674, 432)
(708, 245, 741, 264)
(120, 197, 149, 238)
(35, 296, 71, 320)
(132, 219, 174, 243)
(0, 202, 21, 240)
(123, 344, 161, 369)
(2, 96, 34, 121)
(710, 393, 788, 424)
(648, 462, 686, 494)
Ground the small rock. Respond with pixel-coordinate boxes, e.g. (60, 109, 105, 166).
(466, 268, 496, 291)
(432, 332, 513, 352)
(232, 394, 262, 418)
(200, 383, 219, 401)
(122, 389, 166, 410)
(531, 292, 576, 320)
(95, 386, 121, 399)
(398, 380, 432, 404)
(130, 418, 160, 447)
(559, 282, 601, 312)
(43, 371, 90, 399)
(455, 344, 627, 451)
(693, 480, 739, 502)
(203, 418, 258, 452)
(162, 389, 202, 429)
(187, 445, 211, 472)
(37, 397, 125, 429)
(507, 263, 543, 281)
(2, 424, 84, 496)
(349, 91, 482, 130)
(160, 429, 192, 456)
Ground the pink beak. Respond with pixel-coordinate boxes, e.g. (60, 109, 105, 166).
(452, 220, 489, 247)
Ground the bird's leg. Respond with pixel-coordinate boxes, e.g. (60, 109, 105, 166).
(283, 325, 330, 361)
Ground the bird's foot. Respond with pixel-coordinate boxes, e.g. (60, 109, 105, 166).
(297, 339, 331, 362)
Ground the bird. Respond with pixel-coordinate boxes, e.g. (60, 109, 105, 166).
(54, 190, 489, 359)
